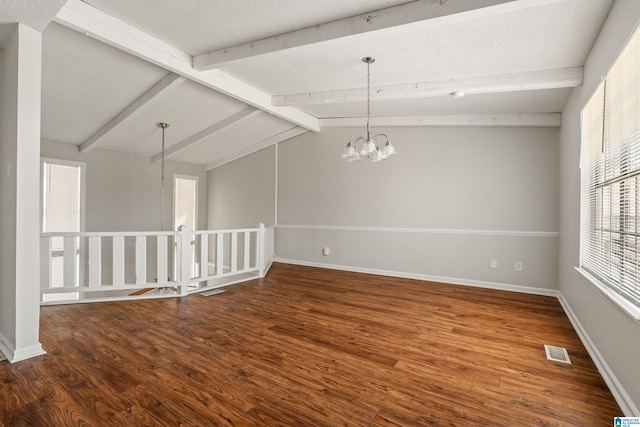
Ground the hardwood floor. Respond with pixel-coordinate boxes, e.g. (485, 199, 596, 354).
(0, 263, 621, 426)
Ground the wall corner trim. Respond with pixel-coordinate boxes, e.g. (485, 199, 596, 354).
(557, 293, 639, 416)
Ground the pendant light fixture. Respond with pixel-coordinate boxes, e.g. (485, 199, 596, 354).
(341, 57, 397, 162)
(157, 122, 169, 230)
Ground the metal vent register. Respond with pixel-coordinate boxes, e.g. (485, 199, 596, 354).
(544, 345, 571, 364)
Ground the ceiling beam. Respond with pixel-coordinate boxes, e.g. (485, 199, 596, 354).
(150, 107, 260, 164)
(205, 127, 308, 171)
(80, 73, 186, 153)
(54, 0, 320, 132)
(193, 0, 562, 71)
(320, 114, 562, 128)
(273, 67, 583, 106)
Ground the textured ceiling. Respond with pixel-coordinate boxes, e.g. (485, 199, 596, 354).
(221, 0, 613, 95)
(82, 0, 412, 55)
(35, 0, 615, 167)
(0, 0, 67, 31)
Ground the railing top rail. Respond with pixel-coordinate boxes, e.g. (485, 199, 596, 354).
(41, 231, 179, 237)
(192, 227, 261, 235)
(41, 227, 262, 238)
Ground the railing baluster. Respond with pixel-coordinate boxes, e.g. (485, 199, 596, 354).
(231, 232, 238, 272)
(40, 236, 51, 290)
(179, 226, 191, 296)
(157, 235, 168, 284)
(216, 233, 224, 275)
(88, 236, 101, 287)
(113, 236, 125, 286)
(257, 223, 265, 277)
(135, 236, 146, 285)
(244, 231, 251, 270)
(64, 236, 77, 287)
(200, 233, 208, 277)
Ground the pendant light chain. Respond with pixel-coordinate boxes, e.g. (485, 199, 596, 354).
(366, 58, 371, 139)
(156, 122, 169, 230)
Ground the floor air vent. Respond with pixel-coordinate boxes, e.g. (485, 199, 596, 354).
(544, 344, 571, 364)
(201, 289, 225, 297)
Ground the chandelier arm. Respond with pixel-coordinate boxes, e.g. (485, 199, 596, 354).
(372, 133, 389, 143)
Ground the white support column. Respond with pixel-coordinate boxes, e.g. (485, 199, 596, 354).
(0, 24, 46, 362)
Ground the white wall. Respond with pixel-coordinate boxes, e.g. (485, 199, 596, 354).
(276, 126, 559, 292)
(207, 145, 276, 229)
(559, 0, 640, 415)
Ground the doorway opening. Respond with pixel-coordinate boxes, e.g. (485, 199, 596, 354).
(174, 175, 199, 278)
(41, 158, 85, 302)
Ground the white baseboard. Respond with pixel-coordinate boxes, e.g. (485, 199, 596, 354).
(273, 258, 559, 297)
(264, 254, 275, 275)
(0, 333, 46, 363)
(557, 293, 638, 416)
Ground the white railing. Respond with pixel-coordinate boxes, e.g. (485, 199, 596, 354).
(40, 224, 266, 305)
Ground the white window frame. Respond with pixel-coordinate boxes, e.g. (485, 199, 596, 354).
(578, 25, 640, 322)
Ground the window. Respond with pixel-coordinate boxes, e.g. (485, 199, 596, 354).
(580, 26, 640, 317)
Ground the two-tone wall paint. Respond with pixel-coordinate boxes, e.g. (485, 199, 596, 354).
(275, 126, 559, 293)
(209, 126, 560, 293)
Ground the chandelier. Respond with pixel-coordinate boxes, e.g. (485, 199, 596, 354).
(341, 57, 397, 162)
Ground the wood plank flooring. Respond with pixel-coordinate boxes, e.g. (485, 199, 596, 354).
(0, 263, 621, 426)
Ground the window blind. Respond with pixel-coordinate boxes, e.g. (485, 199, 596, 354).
(581, 26, 640, 307)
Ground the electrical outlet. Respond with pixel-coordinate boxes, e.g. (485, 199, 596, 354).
(490, 259, 498, 269)
(323, 247, 330, 256)
(515, 261, 523, 272)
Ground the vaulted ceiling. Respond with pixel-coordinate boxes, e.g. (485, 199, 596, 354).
(12, 0, 617, 169)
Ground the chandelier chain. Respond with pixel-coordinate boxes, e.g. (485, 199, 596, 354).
(367, 58, 371, 138)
